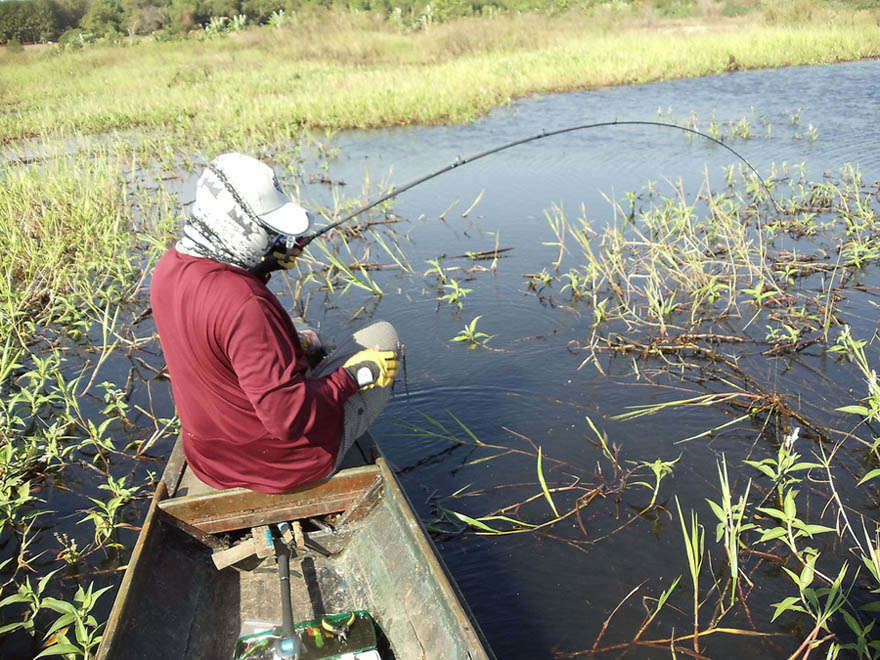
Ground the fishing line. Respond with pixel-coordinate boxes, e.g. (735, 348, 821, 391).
(267, 119, 787, 434)
(292, 118, 782, 251)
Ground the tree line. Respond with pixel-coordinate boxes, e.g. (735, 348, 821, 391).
(0, 0, 307, 44)
(0, 0, 583, 46)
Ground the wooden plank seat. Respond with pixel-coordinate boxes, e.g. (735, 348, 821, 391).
(158, 435, 379, 535)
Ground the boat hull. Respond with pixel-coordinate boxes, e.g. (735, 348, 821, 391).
(97, 440, 494, 660)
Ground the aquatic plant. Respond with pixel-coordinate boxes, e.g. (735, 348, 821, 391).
(424, 257, 448, 284)
(438, 280, 472, 309)
(705, 455, 753, 607)
(38, 581, 111, 659)
(675, 497, 705, 655)
(451, 316, 493, 349)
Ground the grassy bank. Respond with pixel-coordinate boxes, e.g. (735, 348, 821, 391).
(1, 7, 880, 145)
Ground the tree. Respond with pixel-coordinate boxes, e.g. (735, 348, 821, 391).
(204, 0, 240, 17)
(55, 0, 90, 30)
(241, 0, 281, 22)
(80, 0, 125, 34)
(0, 0, 63, 44)
(121, 0, 166, 35)
(166, 0, 205, 30)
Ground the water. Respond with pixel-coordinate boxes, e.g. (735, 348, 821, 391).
(277, 59, 880, 659)
(6, 59, 875, 660)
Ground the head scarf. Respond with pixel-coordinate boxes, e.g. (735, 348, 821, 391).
(175, 160, 275, 270)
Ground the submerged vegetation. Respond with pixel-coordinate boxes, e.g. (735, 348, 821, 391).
(394, 155, 880, 656)
(4, 2, 880, 657)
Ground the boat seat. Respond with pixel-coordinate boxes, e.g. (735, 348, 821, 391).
(174, 438, 371, 498)
(156, 435, 383, 536)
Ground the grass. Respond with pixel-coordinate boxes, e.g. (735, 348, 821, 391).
(2, 8, 880, 145)
(0, 145, 178, 657)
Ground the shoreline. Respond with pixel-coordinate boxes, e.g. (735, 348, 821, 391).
(2, 12, 880, 146)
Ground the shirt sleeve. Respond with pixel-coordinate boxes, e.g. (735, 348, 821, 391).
(224, 295, 358, 444)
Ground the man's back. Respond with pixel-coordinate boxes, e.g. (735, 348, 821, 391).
(151, 247, 355, 493)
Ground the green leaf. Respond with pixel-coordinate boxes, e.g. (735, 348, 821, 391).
(858, 468, 880, 486)
(479, 515, 537, 528)
(783, 490, 797, 519)
(448, 411, 482, 445)
(771, 596, 807, 621)
(655, 576, 681, 612)
(74, 617, 87, 645)
(449, 511, 500, 534)
(44, 612, 75, 638)
(789, 462, 822, 472)
(756, 506, 787, 521)
(537, 447, 559, 517)
(800, 563, 815, 589)
(859, 601, 880, 612)
(705, 498, 725, 523)
(744, 461, 778, 480)
(837, 405, 870, 416)
(0, 622, 24, 635)
(799, 523, 836, 536)
(34, 642, 82, 658)
(781, 566, 801, 586)
(842, 610, 864, 637)
(41, 598, 76, 616)
(0, 593, 31, 608)
(37, 568, 62, 596)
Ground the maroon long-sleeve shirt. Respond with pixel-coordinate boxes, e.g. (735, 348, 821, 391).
(150, 248, 358, 493)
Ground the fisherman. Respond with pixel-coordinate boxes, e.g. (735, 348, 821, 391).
(150, 152, 400, 494)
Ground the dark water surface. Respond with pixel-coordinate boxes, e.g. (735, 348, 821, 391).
(277, 59, 880, 660)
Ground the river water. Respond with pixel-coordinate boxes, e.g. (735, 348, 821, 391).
(11, 58, 874, 660)
(273, 58, 880, 659)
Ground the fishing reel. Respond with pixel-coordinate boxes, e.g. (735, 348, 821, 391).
(251, 233, 311, 280)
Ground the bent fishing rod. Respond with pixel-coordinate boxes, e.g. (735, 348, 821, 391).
(255, 119, 781, 278)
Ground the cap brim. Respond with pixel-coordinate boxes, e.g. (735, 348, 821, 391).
(259, 201, 313, 237)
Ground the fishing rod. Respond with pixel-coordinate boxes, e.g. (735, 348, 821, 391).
(254, 119, 780, 278)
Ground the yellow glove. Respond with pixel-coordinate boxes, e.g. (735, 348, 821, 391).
(342, 349, 399, 389)
(272, 246, 302, 270)
(253, 247, 302, 282)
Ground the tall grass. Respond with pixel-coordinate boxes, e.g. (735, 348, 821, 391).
(2, 8, 880, 144)
(0, 144, 180, 658)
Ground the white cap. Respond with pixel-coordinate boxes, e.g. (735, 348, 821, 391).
(201, 152, 312, 237)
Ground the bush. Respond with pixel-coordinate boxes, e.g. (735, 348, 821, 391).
(6, 35, 24, 50)
(57, 26, 95, 47)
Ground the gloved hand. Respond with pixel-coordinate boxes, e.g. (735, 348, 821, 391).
(272, 246, 302, 270)
(343, 349, 399, 389)
(252, 246, 302, 282)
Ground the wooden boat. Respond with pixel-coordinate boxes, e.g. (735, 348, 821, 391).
(96, 436, 495, 660)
